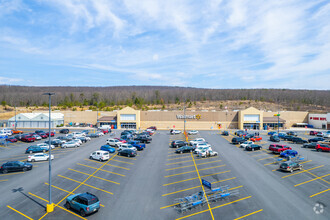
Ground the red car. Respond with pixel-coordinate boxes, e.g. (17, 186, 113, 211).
(147, 126, 157, 130)
(251, 136, 262, 142)
(6, 137, 18, 142)
(114, 138, 127, 143)
(21, 135, 35, 142)
(269, 144, 292, 154)
(39, 133, 48, 139)
(316, 144, 330, 152)
(309, 131, 318, 136)
(45, 132, 55, 137)
(100, 129, 109, 134)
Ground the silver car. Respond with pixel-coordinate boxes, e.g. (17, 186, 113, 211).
(61, 141, 79, 148)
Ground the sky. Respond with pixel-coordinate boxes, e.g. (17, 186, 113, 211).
(0, 0, 329, 89)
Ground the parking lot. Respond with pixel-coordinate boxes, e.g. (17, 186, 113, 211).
(0, 129, 329, 219)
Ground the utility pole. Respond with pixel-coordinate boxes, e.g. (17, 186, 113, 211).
(183, 102, 186, 132)
(15, 103, 17, 130)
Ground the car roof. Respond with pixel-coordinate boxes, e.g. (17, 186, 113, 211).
(78, 192, 98, 200)
(94, 150, 108, 153)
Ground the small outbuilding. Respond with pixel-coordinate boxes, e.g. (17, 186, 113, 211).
(8, 113, 64, 128)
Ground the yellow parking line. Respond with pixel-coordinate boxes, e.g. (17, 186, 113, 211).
(310, 188, 330, 197)
(160, 202, 179, 209)
(305, 170, 330, 185)
(272, 160, 312, 172)
(251, 153, 267, 157)
(7, 205, 33, 220)
(58, 175, 113, 195)
(0, 172, 25, 176)
(112, 159, 134, 165)
(167, 155, 191, 161)
(295, 174, 330, 187)
(166, 160, 222, 171)
(168, 154, 188, 157)
(83, 159, 130, 170)
(211, 177, 236, 184)
(164, 165, 226, 178)
(166, 159, 192, 166)
(196, 160, 222, 166)
(0, 179, 8, 182)
(77, 163, 125, 177)
(234, 209, 263, 220)
(282, 165, 324, 178)
(264, 161, 277, 166)
(68, 168, 120, 185)
(162, 185, 200, 196)
(257, 155, 279, 161)
(195, 156, 219, 160)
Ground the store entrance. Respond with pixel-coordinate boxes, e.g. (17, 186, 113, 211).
(243, 123, 260, 130)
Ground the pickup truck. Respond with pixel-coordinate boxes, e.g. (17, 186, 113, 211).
(127, 140, 145, 151)
(134, 135, 152, 143)
(269, 144, 292, 154)
(21, 135, 36, 142)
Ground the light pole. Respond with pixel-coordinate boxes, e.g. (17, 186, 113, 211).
(15, 103, 17, 130)
(43, 92, 55, 213)
(183, 102, 186, 132)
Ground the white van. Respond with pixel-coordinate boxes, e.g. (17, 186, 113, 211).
(89, 150, 110, 161)
(0, 129, 12, 137)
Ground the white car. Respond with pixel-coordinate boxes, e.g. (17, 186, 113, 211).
(72, 139, 82, 146)
(31, 134, 42, 140)
(37, 143, 55, 150)
(198, 150, 218, 158)
(28, 153, 54, 162)
(89, 150, 109, 161)
(85, 136, 91, 141)
(107, 138, 122, 147)
(61, 141, 79, 148)
(188, 130, 199, 135)
(240, 141, 254, 148)
(170, 129, 181, 135)
(194, 146, 212, 154)
(189, 138, 206, 146)
(146, 129, 155, 134)
(118, 144, 137, 152)
(96, 132, 104, 136)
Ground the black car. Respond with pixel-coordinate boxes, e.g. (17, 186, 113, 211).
(35, 130, 45, 134)
(286, 131, 297, 136)
(308, 137, 325, 143)
(291, 137, 308, 144)
(87, 133, 99, 138)
(283, 135, 294, 141)
(58, 136, 72, 141)
(76, 137, 88, 143)
(222, 131, 229, 136)
(234, 130, 244, 136)
(49, 139, 62, 147)
(231, 137, 245, 144)
(270, 135, 280, 142)
(134, 135, 152, 143)
(118, 149, 137, 157)
(244, 134, 254, 140)
(0, 161, 33, 173)
(14, 134, 24, 141)
(59, 129, 69, 134)
(175, 146, 194, 154)
(245, 144, 262, 151)
(171, 140, 188, 148)
(302, 142, 318, 149)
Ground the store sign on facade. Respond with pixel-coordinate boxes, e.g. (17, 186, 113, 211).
(176, 114, 201, 120)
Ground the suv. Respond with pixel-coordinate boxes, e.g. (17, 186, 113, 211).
(291, 137, 308, 144)
(107, 138, 122, 147)
(302, 142, 319, 149)
(269, 144, 292, 154)
(118, 144, 137, 152)
(240, 141, 254, 148)
(26, 146, 48, 154)
(65, 192, 100, 217)
(118, 149, 137, 157)
(279, 161, 302, 172)
(89, 150, 110, 161)
(170, 129, 181, 135)
(316, 144, 330, 152)
(270, 135, 280, 142)
(308, 137, 325, 143)
(245, 144, 262, 151)
(134, 135, 152, 143)
(189, 138, 206, 146)
(0, 161, 33, 173)
(127, 141, 145, 151)
(231, 137, 245, 144)
(171, 140, 188, 148)
(21, 135, 35, 142)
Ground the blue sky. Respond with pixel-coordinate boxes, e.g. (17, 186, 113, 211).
(0, 0, 329, 89)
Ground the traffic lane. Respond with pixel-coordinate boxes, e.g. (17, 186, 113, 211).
(0, 134, 111, 220)
(201, 131, 327, 220)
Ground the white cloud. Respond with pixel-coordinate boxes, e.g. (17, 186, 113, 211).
(0, 76, 23, 84)
(152, 54, 159, 61)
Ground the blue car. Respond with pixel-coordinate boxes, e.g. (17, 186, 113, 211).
(100, 145, 115, 153)
(65, 192, 100, 217)
(25, 146, 48, 154)
(268, 131, 277, 136)
(280, 150, 298, 158)
(128, 140, 145, 151)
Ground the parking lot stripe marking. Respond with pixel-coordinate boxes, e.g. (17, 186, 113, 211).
(251, 153, 267, 157)
(0, 172, 25, 176)
(168, 154, 188, 157)
(112, 159, 134, 165)
(7, 205, 33, 220)
(264, 161, 277, 166)
(196, 160, 222, 166)
(166, 159, 193, 166)
(175, 196, 252, 220)
(282, 165, 324, 178)
(167, 155, 191, 161)
(310, 188, 330, 197)
(82, 160, 130, 170)
(165, 160, 222, 171)
(0, 179, 8, 182)
(160, 203, 179, 209)
(272, 160, 312, 172)
(58, 175, 114, 195)
(190, 152, 214, 220)
(294, 174, 330, 187)
(257, 155, 279, 161)
(195, 156, 219, 161)
(77, 163, 125, 176)
(162, 185, 200, 196)
(28, 192, 87, 220)
(68, 168, 120, 185)
(164, 165, 226, 178)
(116, 156, 137, 160)
(304, 170, 330, 184)
(234, 209, 263, 220)
(211, 177, 236, 184)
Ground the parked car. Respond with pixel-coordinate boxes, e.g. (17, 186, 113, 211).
(278, 133, 287, 139)
(45, 132, 55, 137)
(308, 137, 325, 143)
(0, 161, 33, 173)
(222, 131, 229, 136)
(269, 144, 292, 154)
(100, 145, 116, 153)
(319, 139, 330, 145)
(87, 133, 99, 138)
(62, 141, 79, 148)
(240, 141, 254, 148)
(171, 140, 188, 148)
(49, 139, 63, 147)
(72, 139, 82, 146)
(309, 131, 318, 136)
(270, 135, 280, 142)
(291, 137, 308, 144)
(234, 130, 244, 136)
(134, 135, 152, 143)
(231, 137, 245, 144)
(280, 150, 298, 158)
(65, 192, 100, 217)
(37, 143, 55, 150)
(6, 137, 18, 143)
(38, 133, 48, 139)
(27, 153, 54, 162)
(268, 131, 277, 136)
(127, 141, 145, 151)
(324, 131, 330, 138)
(189, 138, 206, 146)
(106, 138, 122, 147)
(283, 135, 294, 141)
(35, 130, 46, 135)
(302, 142, 319, 149)
(245, 144, 262, 151)
(31, 134, 42, 140)
(114, 138, 127, 143)
(82, 130, 90, 135)
(279, 161, 302, 172)
(175, 146, 194, 154)
(316, 144, 330, 152)
(14, 134, 25, 141)
(117, 149, 137, 157)
(194, 146, 212, 154)
(118, 144, 137, 152)
(286, 131, 297, 136)
(90, 150, 110, 161)
(198, 150, 218, 158)
(26, 146, 48, 154)
(21, 135, 35, 142)
(188, 130, 198, 135)
(250, 136, 262, 142)
(12, 129, 24, 134)
(77, 136, 88, 143)
(316, 132, 325, 137)
(243, 133, 254, 140)
(57, 136, 72, 142)
(147, 126, 157, 130)
(59, 129, 69, 134)
(170, 129, 181, 135)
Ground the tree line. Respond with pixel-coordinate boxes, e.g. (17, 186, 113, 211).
(0, 85, 329, 110)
